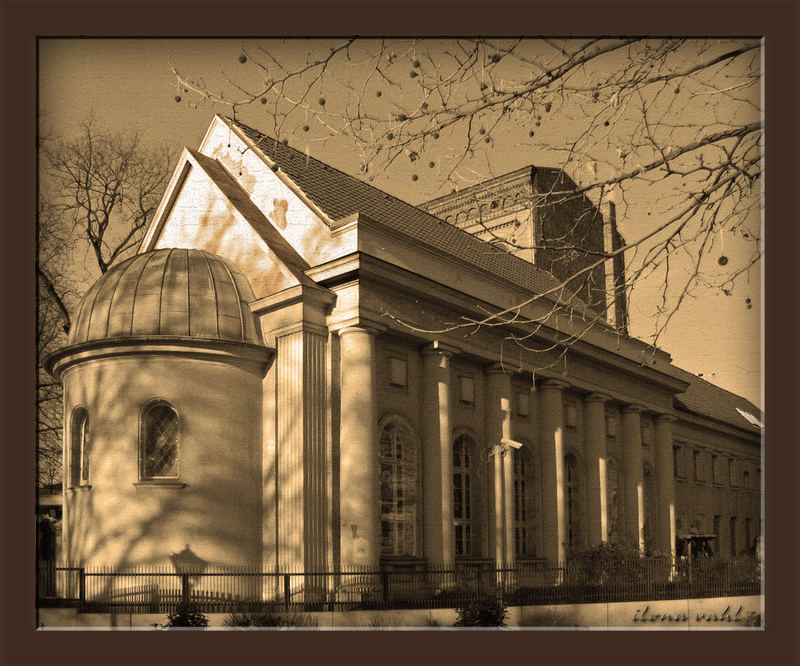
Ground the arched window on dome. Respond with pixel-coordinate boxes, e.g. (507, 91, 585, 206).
(453, 434, 475, 557)
(379, 418, 419, 557)
(70, 408, 89, 487)
(140, 402, 180, 480)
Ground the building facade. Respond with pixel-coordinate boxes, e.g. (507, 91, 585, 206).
(46, 115, 762, 578)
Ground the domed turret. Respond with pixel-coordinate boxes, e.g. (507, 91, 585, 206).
(67, 248, 262, 347)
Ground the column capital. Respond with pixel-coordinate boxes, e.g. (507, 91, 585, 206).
(338, 324, 384, 338)
(656, 413, 678, 424)
(540, 378, 570, 391)
(485, 362, 514, 376)
(585, 392, 611, 404)
(421, 340, 461, 357)
(622, 403, 646, 415)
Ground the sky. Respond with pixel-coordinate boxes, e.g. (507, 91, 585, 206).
(38, 38, 763, 408)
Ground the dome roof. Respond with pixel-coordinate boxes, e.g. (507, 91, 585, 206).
(68, 248, 262, 346)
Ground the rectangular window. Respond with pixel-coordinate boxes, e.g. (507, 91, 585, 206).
(713, 515, 721, 554)
(693, 450, 704, 482)
(388, 357, 407, 388)
(605, 414, 617, 438)
(673, 445, 680, 478)
(743, 469, 750, 490)
(640, 424, 651, 446)
(516, 392, 530, 417)
(712, 454, 720, 484)
(565, 401, 577, 428)
(730, 517, 737, 557)
(459, 376, 474, 404)
(729, 458, 737, 487)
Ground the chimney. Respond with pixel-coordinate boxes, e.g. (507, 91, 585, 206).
(600, 188, 628, 333)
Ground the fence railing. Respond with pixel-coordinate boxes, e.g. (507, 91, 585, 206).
(37, 557, 762, 614)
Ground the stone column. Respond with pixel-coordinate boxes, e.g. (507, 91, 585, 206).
(486, 365, 513, 568)
(539, 379, 568, 566)
(654, 415, 677, 562)
(338, 326, 380, 570)
(622, 405, 645, 554)
(421, 343, 457, 569)
(584, 393, 610, 546)
(276, 328, 328, 575)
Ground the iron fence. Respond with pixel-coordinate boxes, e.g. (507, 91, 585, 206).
(37, 557, 761, 614)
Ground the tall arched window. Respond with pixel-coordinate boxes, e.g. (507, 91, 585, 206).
(513, 450, 539, 557)
(565, 454, 581, 553)
(379, 419, 418, 556)
(513, 452, 527, 556)
(643, 464, 655, 553)
(141, 402, 180, 479)
(453, 434, 474, 557)
(607, 457, 619, 544)
(70, 408, 89, 487)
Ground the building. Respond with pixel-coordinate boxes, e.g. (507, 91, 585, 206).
(45, 115, 762, 581)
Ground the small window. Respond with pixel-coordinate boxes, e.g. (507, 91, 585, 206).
(459, 376, 474, 404)
(141, 402, 180, 479)
(640, 424, 651, 446)
(712, 454, 720, 485)
(693, 450, 705, 482)
(565, 401, 577, 428)
(388, 357, 407, 388)
(713, 515, 721, 554)
(673, 444, 688, 479)
(605, 414, 617, 438)
(743, 470, 750, 490)
(70, 408, 90, 487)
(728, 458, 737, 487)
(516, 392, 530, 417)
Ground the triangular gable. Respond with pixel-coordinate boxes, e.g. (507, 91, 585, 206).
(140, 148, 315, 299)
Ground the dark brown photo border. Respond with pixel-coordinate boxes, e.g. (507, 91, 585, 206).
(3, 1, 797, 664)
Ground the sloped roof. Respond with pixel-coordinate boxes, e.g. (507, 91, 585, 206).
(671, 366, 762, 434)
(226, 118, 575, 303)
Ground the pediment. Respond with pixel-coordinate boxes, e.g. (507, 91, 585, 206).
(140, 148, 316, 300)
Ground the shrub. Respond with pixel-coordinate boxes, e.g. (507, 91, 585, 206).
(165, 603, 209, 628)
(223, 608, 318, 628)
(454, 597, 507, 627)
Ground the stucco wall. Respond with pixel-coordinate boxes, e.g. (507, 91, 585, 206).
(61, 353, 264, 571)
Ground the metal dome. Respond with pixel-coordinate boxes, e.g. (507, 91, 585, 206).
(68, 248, 263, 346)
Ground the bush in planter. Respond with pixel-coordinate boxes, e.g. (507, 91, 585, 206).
(165, 603, 209, 628)
(454, 597, 507, 627)
(223, 608, 318, 628)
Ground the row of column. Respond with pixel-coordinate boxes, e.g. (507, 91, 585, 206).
(537, 381, 677, 564)
(335, 326, 678, 571)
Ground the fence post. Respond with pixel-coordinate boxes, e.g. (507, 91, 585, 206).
(381, 570, 389, 606)
(181, 573, 190, 605)
(78, 568, 86, 606)
(283, 574, 290, 612)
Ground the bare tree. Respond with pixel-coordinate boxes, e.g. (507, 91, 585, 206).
(36, 118, 176, 487)
(172, 38, 761, 353)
